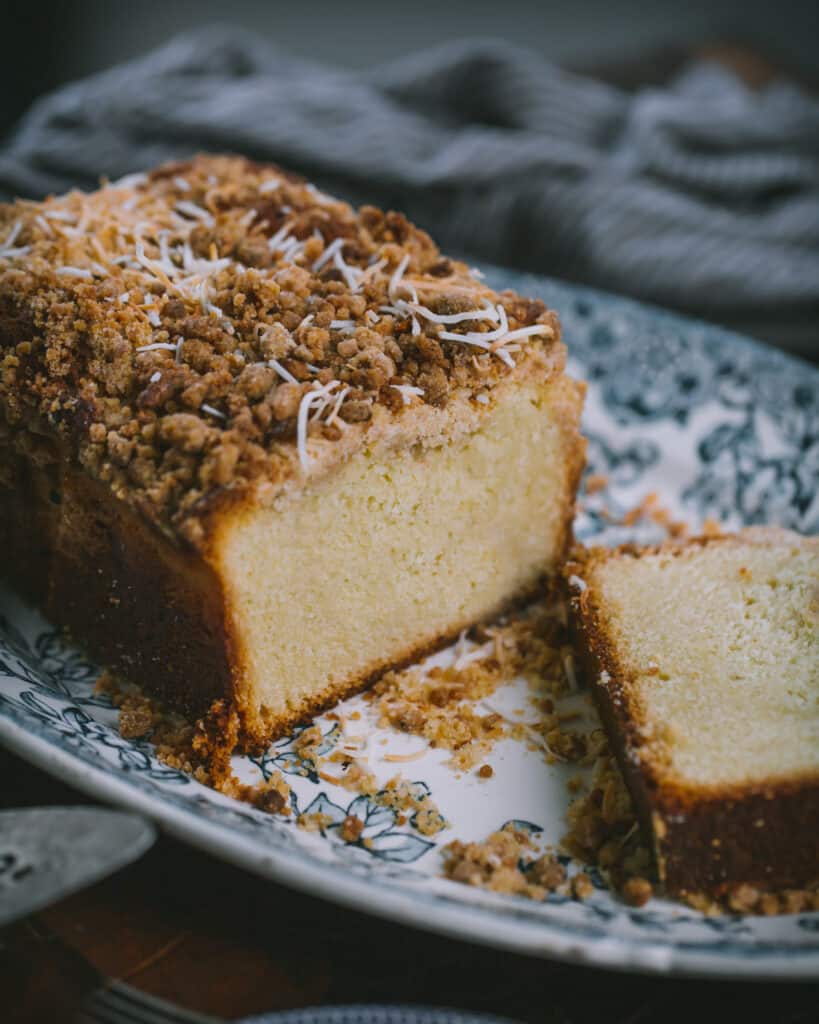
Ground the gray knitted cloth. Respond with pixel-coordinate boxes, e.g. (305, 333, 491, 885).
(1, 27, 817, 356)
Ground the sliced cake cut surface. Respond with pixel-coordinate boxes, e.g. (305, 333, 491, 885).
(0, 154, 585, 753)
(566, 528, 819, 896)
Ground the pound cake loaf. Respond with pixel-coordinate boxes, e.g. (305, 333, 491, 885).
(0, 155, 585, 754)
(566, 528, 819, 897)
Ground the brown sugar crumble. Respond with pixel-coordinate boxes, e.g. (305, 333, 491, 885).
(442, 824, 567, 901)
(0, 154, 560, 545)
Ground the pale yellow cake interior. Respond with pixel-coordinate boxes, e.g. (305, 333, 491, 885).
(215, 377, 578, 724)
(592, 532, 819, 788)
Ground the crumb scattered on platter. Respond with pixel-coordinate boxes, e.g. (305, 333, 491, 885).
(96, 530, 818, 917)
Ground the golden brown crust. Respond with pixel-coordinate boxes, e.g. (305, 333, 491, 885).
(0, 154, 562, 545)
(554, 378, 587, 557)
(564, 532, 819, 895)
(0, 443, 59, 604)
(30, 461, 234, 718)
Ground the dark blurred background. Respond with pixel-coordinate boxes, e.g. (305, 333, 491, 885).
(2, 1, 818, 358)
(4, 0, 818, 138)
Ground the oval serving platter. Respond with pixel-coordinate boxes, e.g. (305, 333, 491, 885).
(1, 268, 817, 979)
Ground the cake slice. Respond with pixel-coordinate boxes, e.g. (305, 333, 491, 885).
(565, 529, 819, 897)
(0, 155, 585, 757)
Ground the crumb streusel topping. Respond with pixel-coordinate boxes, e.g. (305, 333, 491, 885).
(0, 155, 560, 542)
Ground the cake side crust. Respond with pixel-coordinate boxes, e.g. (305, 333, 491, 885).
(565, 531, 819, 895)
(0, 454, 239, 721)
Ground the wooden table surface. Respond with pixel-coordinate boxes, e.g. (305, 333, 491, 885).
(2, 746, 818, 1024)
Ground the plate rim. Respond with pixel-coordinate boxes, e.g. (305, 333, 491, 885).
(3, 713, 818, 981)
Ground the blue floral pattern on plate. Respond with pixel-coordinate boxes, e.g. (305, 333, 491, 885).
(1, 270, 817, 978)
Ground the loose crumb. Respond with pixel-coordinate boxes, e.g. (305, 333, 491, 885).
(367, 597, 573, 772)
(441, 823, 566, 901)
(339, 814, 365, 843)
(571, 872, 595, 901)
(297, 812, 334, 833)
(584, 473, 608, 495)
(618, 491, 689, 538)
(701, 517, 723, 537)
(622, 876, 653, 907)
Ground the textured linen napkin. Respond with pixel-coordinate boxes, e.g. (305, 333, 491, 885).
(1, 26, 817, 357)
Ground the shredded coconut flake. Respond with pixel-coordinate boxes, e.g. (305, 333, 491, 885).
(296, 380, 341, 472)
(453, 640, 495, 672)
(562, 649, 578, 692)
(388, 253, 411, 300)
(267, 222, 294, 252)
(201, 403, 226, 420)
(333, 248, 362, 291)
(43, 209, 76, 223)
(269, 358, 298, 384)
(324, 386, 351, 428)
(409, 300, 500, 326)
(312, 237, 344, 273)
(175, 200, 214, 226)
(56, 266, 93, 279)
(382, 748, 428, 764)
(440, 305, 509, 345)
(136, 341, 178, 354)
(390, 384, 425, 405)
(1, 221, 22, 250)
(110, 171, 148, 190)
(490, 324, 551, 349)
(305, 182, 338, 205)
